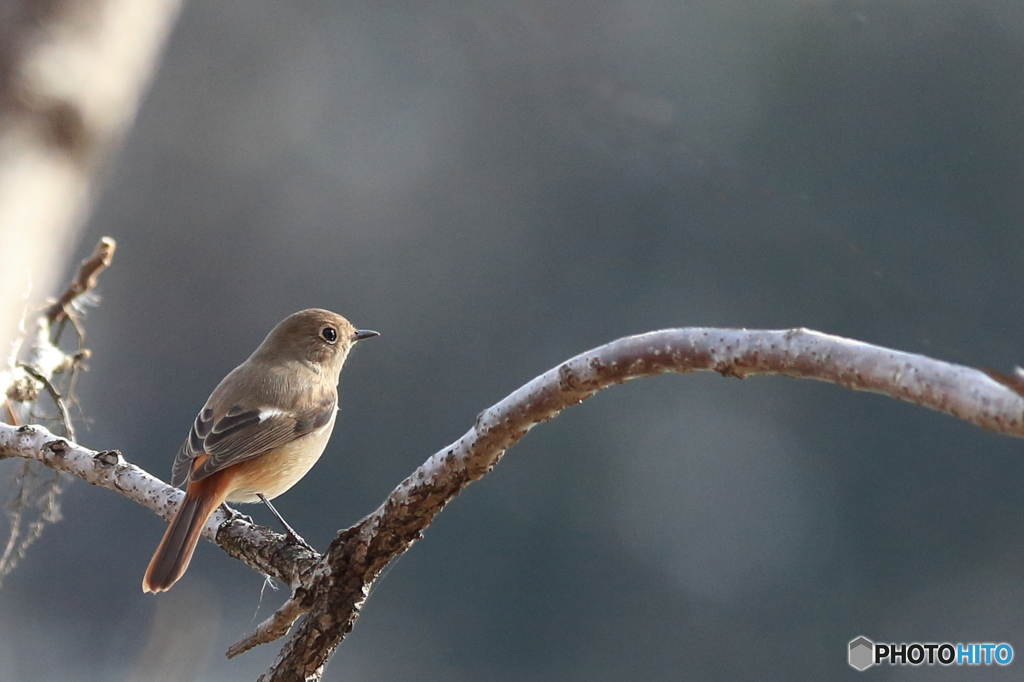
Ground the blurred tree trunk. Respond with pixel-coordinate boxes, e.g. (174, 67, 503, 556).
(0, 0, 182, 353)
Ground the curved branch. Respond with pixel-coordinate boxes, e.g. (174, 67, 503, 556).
(254, 327, 1024, 680)
(4, 327, 1022, 679)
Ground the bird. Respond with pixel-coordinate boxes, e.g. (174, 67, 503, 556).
(142, 308, 378, 593)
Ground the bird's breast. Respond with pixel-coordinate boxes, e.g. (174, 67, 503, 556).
(223, 413, 337, 503)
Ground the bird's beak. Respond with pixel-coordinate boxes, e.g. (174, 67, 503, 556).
(353, 329, 380, 341)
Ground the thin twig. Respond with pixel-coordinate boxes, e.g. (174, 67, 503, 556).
(0, 458, 65, 587)
(44, 237, 116, 324)
(18, 364, 76, 441)
(1, 401, 16, 426)
(0, 460, 31, 584)
(0, 236, 116, 589)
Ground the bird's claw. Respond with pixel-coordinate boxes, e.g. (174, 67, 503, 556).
(283, 530, 317, 553)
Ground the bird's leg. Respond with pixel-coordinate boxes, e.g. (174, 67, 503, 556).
(257, 493, 316, 552)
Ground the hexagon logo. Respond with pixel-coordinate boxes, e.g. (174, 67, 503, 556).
(849, 636, 874, 671)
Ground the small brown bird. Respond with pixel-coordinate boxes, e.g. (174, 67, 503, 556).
(142, 308, 378, 593)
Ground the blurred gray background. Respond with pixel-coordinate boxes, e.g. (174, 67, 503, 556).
(4, 0, 1024, 679)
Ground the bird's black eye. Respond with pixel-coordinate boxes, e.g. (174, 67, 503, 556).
(320, 326, 338, 344)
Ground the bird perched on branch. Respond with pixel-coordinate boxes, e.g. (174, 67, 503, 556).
(142, 308, 378, 593)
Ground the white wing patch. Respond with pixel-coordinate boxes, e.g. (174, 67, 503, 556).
(258, 407, 287, 422)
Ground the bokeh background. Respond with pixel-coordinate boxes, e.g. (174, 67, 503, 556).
(4, 0, 1024, 679)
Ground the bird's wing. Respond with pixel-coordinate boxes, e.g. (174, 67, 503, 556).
(170, 396, 336, 486)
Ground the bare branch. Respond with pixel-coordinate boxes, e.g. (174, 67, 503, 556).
(251, 328, 1024, 679)
(3, 326, 1021, 678)
(18, 364, 76, 441)
(3, 237, 117, 407)
(1, 237, 115, 584)
(226, 594, 309, 659)
(45, 237, 116, 324)
(0, 421, 319, 587)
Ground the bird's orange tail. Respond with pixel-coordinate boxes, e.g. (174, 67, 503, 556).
(142, 482, 226, 593)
